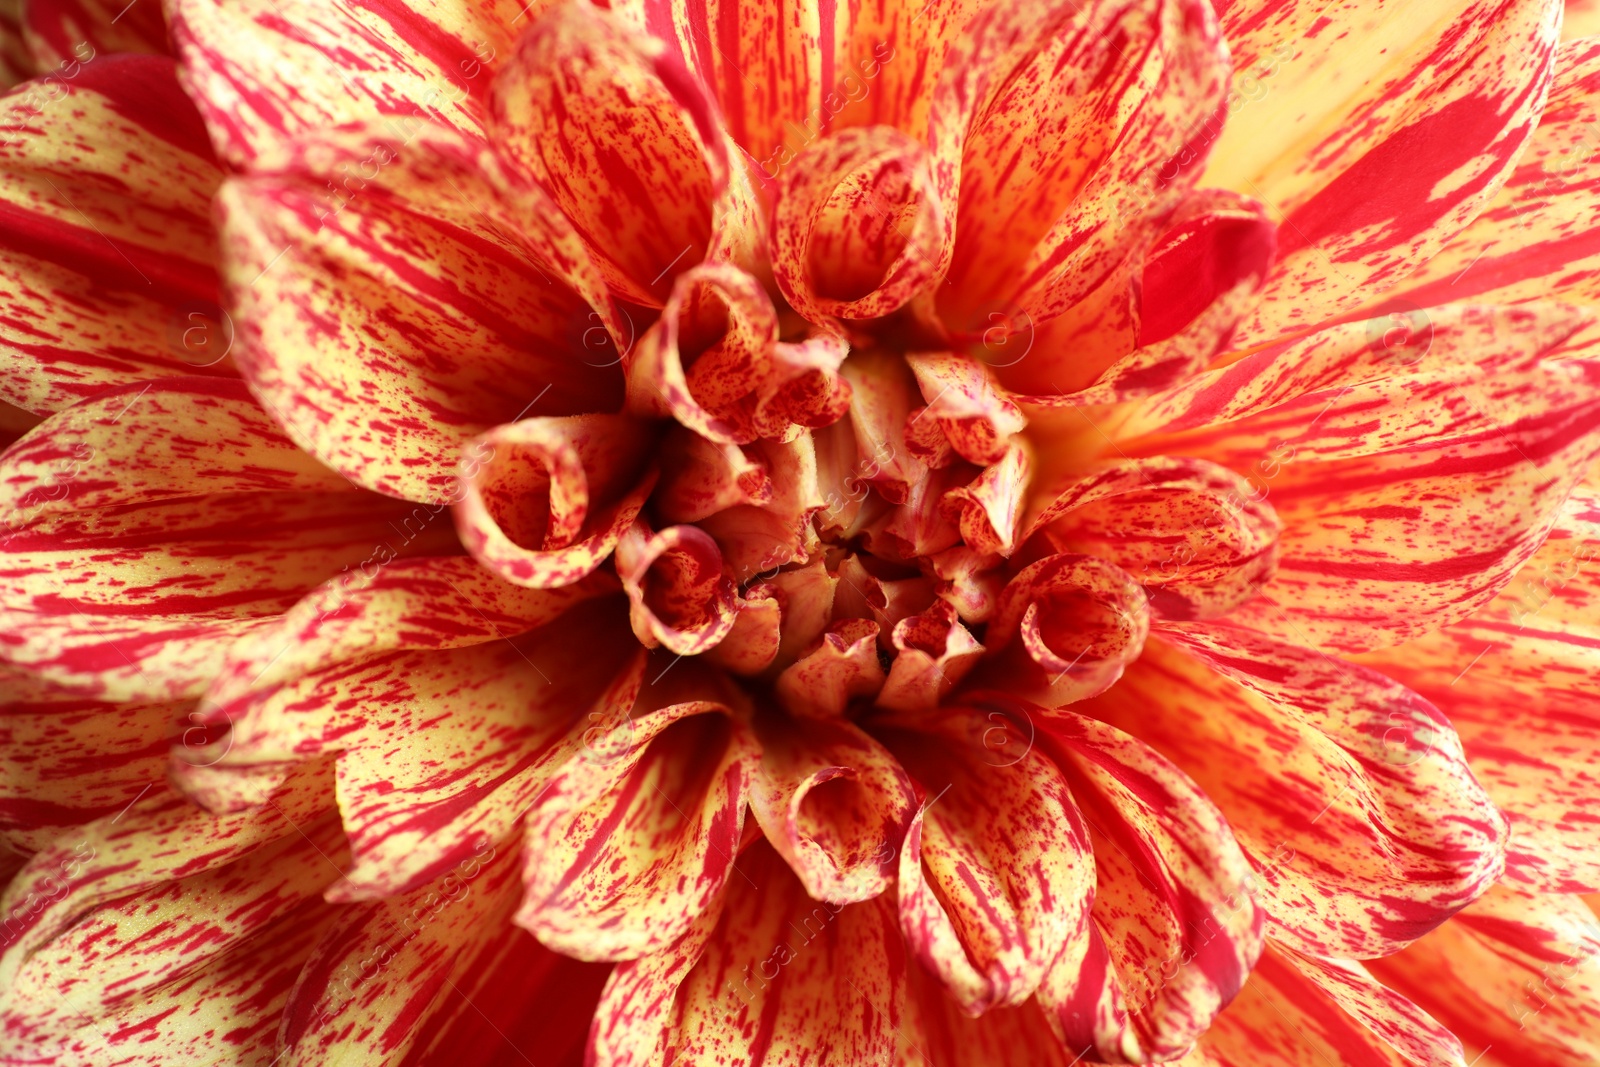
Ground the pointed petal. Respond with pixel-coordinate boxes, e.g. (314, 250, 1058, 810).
(173, 558, 630, 901)
(1356, 486, 1600, 893)
(1367, 886, 1600, 1067)
(1191, 941, 1466, 1067)
(590, 838, 912, 1067)
(931, 0, 1227, 334)
(872, 703, 1092, 1016)
(489, 1, 752, 305)
(1028, 456, 1282, 621)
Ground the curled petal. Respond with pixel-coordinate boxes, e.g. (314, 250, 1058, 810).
(906, 352, 1026, 466)
(876, 602, 986, 712)
(615, 522, 738, 655)
(775, 618, 886, 719)
(750, 714, 916, 905)
(1024, 701, 1263, 1063)
(1029, 456, 1282, 620)
(697, 432, 825, 581)
(928, 545, 1007, 624)
(875, 705, 1092, 1015)
(625, 263, 780, 444)
(753, 331, 854, 437)
(490, 1, 747, 304)
(1104, 625, 1508, 958)
(772, 125, 944, 322)
(832, 553, 940, 636)
(940, 442, 1030, 555)
(653, 429, 772, 525)
(456, 414, 657, 590)
(702, 587, 782, 676)
(0, 56, 228, 416)
(517, 660, 758, 961)
(982, 554, 1150, 708)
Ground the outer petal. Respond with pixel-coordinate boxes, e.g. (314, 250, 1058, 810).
(173, 558, 629, 901)
(0, 378, 443, 702)
(0, 665, 176, 852)
(217, 123, 626, 503)
(1125, 303, 1600, 651)
(1376, 38, 1600, 311)
(1190, 940, 1467, 1067)
(166, 0, 523, 168)
(1096, 626, 1507, 958)
(872, 704, 1092, 1016)
(0, 803, 344, 1066)
(1366, 886, 1600, 1067)
(1357, 486, 1600, 893)
(517, 659, 759, 961)
(0, 55, 228, 416)
(1214, 0, 1562, 345)
(1025, 700, 1264, 1064)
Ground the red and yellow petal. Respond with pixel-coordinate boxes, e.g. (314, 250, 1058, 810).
(0, 55, 228, 416)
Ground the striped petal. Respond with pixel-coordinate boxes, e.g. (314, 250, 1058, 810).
(590, 837, 912, 1067)
(517, 658, 759, 961)
(1028, 456, 1282, 621)
(0, 378, 443, 702)
(1376, 38, 1600, 312)
(931, 0, 1227, 337)
(1356, 486, 1600, 893)
(0, 665, 177, 852)
(22, 0, 166, 66)
(1214, 0, 1563, 345)
(0, 801, 343, 1066)
(873, 703, 1092, 1016)
(906, 352, 1024, 467)
(0, 55, 227, 416)
(173, 557, 629, 901)
(166, 0, 521, 168)
(1190, 941, 1467, 1067)
(1125, 303, 1600, 651)
(977, 553, 1151, 709)
(489, 1, 754, 306)
(748, 712, 915, 905)
(456, 415, 658, 589)
(1366, 886, 1600, 1067)
(1096, 626, 1507, 958)
(771, 124, 944, 323)
(1027, 700, 1263, 1064)
(279, 829, 538, 1067)
(217, 122, 625, 502)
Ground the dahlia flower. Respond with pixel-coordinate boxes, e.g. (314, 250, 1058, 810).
(1, 0, 1599, 1064)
